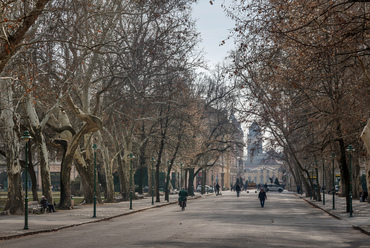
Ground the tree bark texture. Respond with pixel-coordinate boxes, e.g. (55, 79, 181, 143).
(360, 121, 370, 202)
(1, 81, 23, 214)
(26, 94, 53, 203)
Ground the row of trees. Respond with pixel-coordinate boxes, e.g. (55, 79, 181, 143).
(225, 0, 370, 209)
(0, 0, 243, 214)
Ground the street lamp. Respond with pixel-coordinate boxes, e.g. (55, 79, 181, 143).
(151, 157, 155, 205)
(322, 158, 325, 205)
(128, 153, 134, 210)
(93, 144, 97, 218)
(346, 145, 354, 217)
(180, 164, 183, 189)
(310, 168, 313, 200)
(331, 153, 336, 210)
(315, 161, 319, 201)
(166, 161, 170, 202)
(21, 130, 32, 230)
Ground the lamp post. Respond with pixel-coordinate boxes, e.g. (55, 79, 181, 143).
(166, 161, 170, 202)
(180, 164, 183, 189)
(310, 168, 313, 200)
(315, 161, 319, 201)
(128, 153, 134, 210)
(93, 144, 97, 218)
(347, 145, 354, 217)
(151, 157, 155, 205)
(322, 159, 325, 205)
(21, 130, 32, 230)
(331, 153, 336, 210)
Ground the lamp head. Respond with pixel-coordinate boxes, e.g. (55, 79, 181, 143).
(151, 157, 155, 162)
(347, 145, 354, 152)
(93, 144, 97, 149)
(21, 130, 32, 142)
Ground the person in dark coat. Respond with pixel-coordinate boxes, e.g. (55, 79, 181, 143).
(178, 188, 188, 203)
(235, 184, 241, 197)
(258, 189, 267, 207)
(40, 195, 56, 212)
(215, 183, 220, 195)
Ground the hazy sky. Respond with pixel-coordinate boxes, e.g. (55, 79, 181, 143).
(192, 1, 235, 70)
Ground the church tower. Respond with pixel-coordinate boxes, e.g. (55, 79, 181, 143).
(247, 121, 262, 164)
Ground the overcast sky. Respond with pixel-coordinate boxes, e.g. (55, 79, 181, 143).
(192, 1, 235, 71)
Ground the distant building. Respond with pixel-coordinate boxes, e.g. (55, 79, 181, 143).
(243, 122, 283, 185)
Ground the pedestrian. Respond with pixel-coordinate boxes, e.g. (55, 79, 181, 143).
(216, 183, 220, 195)
(258, 188, 267, 207)
(236, 184, 241, 197)
(360, 190, 368, 202)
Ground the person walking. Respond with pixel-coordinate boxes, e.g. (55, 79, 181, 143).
(216, 183, 220, 196)
(236, 184, 241, 197)
(258, 188, 267, 207)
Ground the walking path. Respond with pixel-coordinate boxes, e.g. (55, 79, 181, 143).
(0, 193, 203, 241)
(0, 191, 368, 241)
(297, 192, 370, 236)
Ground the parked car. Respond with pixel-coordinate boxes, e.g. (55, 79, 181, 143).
(265, 184, 283, 193)
(196, 185, 213, 193)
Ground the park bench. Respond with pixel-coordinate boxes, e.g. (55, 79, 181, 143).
(28, 201, 44, 213)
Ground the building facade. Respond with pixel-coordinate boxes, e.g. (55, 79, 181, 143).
(243, 122, 283, 186)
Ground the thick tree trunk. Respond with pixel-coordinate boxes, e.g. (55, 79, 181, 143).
(315, 167, 321, 201)
(188, 168, 195, 196)
(98, 132, 115, 202)
(1, 80, 23, 214)
(360, 121, 370, 202)
(26, 93, 53, 203)
(26, 148, 38, 201)
(60, 157, 72, 208)
(117, 154, 126, 200)
(55, 96, 102, 208)
(338, 137, 351, 212)
(165, 165, 173, 201)
(73, 151, 94, 203)
(155, 163, 161, 202)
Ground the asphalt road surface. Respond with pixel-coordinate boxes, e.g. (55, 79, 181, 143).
(2, 191, 369, 248)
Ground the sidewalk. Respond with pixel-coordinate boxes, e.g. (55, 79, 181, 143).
(0, 193, 203, 241)
(297, 192, 370, 236)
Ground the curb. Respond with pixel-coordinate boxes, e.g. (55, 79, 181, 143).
(296, 194, 370, 236)
(0, 195, 202, 241)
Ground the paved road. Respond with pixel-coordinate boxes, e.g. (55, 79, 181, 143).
(1, 191, 369, 248)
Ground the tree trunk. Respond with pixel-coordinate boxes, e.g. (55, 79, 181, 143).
(188, 168, 195, 196)
(26, 93, 54, 203)
(32, 127, 53, 202)
(117, 154, 126, 200)
(56, 96, 102, 208)
(360, 122, 370, 202)
(99, 131, 115, 202)
(1, 80, 23, 214)
(315, 167, 321, 201)
(338, 137, 351, 212)
(155, 163, 161, 202)
(165, 165, 173, 201)
(73, 151, 94, 203)
(27, 147, 38, 201)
